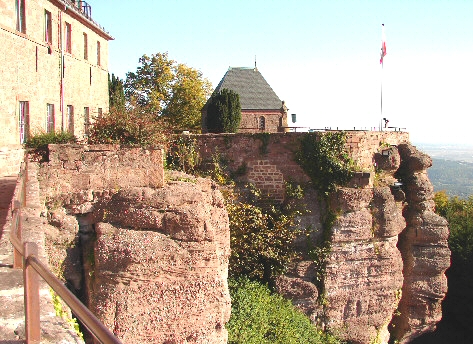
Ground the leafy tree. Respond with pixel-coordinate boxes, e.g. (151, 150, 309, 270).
(434, 191, 473, 264)
(108, 73, 125, 112)
(226, 184, 305, 284)
(125, 52, 212, 130)
(205, 88, 241, 133)
(163, 63, 213, 130)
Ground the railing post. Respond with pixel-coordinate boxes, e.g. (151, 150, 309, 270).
(12, 207, 23, 269)
(24, 242, 41, 344)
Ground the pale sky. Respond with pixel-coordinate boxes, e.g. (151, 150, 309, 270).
(91, 0, 473, 145)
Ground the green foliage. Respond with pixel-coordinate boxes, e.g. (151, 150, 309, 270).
(227, 277, 342, 344)
(25, 131, 77, 162)
(296, 132, 354, 195)
(108, 73, 125, 112)
(51, 289, 83, 340)
(166, 135, 201, 173)
(88, 102, 170, 146)
(434, 191, 473, 264)
(255, 132, 271, 155)
(226, 183, 306, 283)
(125, 52, 212, 130)
(205, 88, 242, 133)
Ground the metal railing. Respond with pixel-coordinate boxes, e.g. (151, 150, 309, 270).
(9, 160, 121, 344)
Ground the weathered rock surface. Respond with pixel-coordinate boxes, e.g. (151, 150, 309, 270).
(83, 174, 231, 343)
(390, 144, 450, 343)
(324, 186, 405, 344)
(39, 145, 231, 344)
(276, 143, 449, 344)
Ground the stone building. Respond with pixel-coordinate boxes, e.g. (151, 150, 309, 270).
(202, 67, 288, 133)
(0, 0, 113, 147)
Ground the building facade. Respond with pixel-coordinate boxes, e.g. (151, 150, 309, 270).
(0, 0, 113, 146)
(202, 67, 288, 133)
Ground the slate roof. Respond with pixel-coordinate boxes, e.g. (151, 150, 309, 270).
(213, 67, 282, 110)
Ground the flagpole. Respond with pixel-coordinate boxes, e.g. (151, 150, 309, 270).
(380, 23, 386, 131)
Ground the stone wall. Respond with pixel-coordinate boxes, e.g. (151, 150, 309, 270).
(39, 144, 164, 209)
(195, 131, 409, 198)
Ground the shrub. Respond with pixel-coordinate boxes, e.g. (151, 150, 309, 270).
(166, 135, 200, 173)
(25, 131, 76, 162)
(227, 277, 342, 344)
(88, 104, 170, 146)
(296, 132, 354, 196)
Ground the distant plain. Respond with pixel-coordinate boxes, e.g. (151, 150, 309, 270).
(416, 143, 473, 198)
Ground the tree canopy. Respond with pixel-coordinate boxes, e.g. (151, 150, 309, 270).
(125, 52, 212, 130)
(205, 88, 241, 133)
(108, 73, 125, 112)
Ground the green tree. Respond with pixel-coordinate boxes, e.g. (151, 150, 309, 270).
(205, 88, 241, 133)
(434, 191, 473, 263)
(163, 63, 213, 130)
(108, 73, 125, 112)
(226, 184, 305, 284)
(125, 52, 212, 130)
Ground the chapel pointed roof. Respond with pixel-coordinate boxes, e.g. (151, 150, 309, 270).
(213, 67, 282, 110)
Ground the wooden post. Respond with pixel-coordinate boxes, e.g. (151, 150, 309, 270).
(24, 242, 40, 343)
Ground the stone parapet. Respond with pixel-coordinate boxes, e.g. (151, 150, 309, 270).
(39, 144, 164, 207)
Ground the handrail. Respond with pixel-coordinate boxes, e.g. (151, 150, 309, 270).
(9, 159, 121, 344)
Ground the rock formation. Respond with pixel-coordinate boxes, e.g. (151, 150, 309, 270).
(390, 144, 450, 343)
(37, 140, 449, 344)
(276, 144, 450, 344)
(39, 146, 231, 344)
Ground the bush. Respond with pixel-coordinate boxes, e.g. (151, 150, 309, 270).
(88, 105, 170, 146)
(296, 132, 354, 196)
(25, 131, 77, 162)
(227, 277, 341, 344)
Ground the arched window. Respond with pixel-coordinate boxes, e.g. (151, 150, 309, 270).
(259, 116, 265, 131)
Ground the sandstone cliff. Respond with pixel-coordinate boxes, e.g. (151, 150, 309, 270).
(37, 139, 449, 344)
(275, 143, 450, 344)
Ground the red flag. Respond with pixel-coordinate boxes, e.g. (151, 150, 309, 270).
(380, 24, 387, 64)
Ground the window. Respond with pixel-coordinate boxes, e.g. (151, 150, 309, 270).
(67, 105, 74, 133)
(96, 41, 101, 66)
(65, 22, 72, 53)
(46, 104, 55, 133)
(259, 116, 266, 131)
(19, 101, 29, 143)
(15, 0, 26, 33)
(45, 10, 52, 44)
(83, 32, 88, 60)
(97, 108, 103, 118)
(84, 107, 90, 136)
